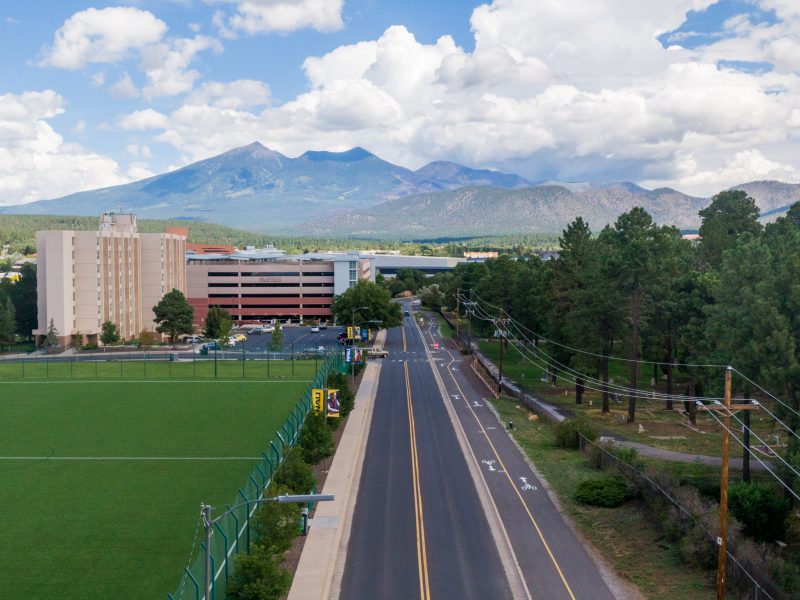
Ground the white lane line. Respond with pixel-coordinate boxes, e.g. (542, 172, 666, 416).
(0, 456, 263, 460)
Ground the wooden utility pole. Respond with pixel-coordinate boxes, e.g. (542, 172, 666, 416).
(704, 366, 760, 600)
(497, 309, 505, 398)
(456, 287, 461, 345)
(466, 289, 473, 354)
(716, 366, 732, 600)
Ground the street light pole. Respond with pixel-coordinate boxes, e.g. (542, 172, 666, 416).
(351, 306, 369, 388)
(202, 494, 334, 600)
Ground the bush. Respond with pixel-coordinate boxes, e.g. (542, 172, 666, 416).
(729, 482, 790, 543)
(252, 484, 301, 554)
(226, 543, 292, 600)
(554, 418, 598, 449)
(272, 451, 315, 495)
(327, 371, 355, 418)
(298, 412, 334, 465)
(575, 475, 627, 507)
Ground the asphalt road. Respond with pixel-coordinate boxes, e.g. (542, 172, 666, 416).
(340, 307, 512, 600)
(418, 311, 616, 599)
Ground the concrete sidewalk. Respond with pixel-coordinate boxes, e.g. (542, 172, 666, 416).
(287, 331, 384, 600)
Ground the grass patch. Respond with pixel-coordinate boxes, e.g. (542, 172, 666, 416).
(433, 312, 455, 340)
(0, 358, 319, 381)
(491, 394, 715, 599)
(0, 379, 311, 600)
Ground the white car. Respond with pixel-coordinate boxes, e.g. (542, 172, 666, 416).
(228, 336, 238, 346)
(310, 326, 320, 333)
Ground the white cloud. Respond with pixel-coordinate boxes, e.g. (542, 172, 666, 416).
(0, 91, 126, 204)
(38, 7, 167, 69)
(126, 161, 156, 181)
(108, 72, 139, 99)
(140, 35, 222, 100)
(186, 79, 271, 109)
(6, 16, 20, 26)
(214, 0, 344, 36)
(118, 109, 171, 130)
(72, 120, 86, 135)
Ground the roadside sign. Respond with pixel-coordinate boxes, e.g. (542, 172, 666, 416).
(327, 389, 340, 418)
(312, 389, 325, 415)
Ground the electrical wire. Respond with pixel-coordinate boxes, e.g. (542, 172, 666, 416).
(722, 407, 800, 482)
(757, 402, 800, 445)
(701, 406, 800, 503)
(730, 367, 800, 421)
(461, 291, 727, 369)
(466, 297, 724, 403)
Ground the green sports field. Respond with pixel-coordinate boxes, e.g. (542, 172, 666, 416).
(0, 378, 311, 599)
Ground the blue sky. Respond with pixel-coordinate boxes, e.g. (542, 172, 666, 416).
(1, 0, 799, 204)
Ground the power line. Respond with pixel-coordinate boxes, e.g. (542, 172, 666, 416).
(466, 297, 724, 402)
(701, 406, 800, 503)
(730, 367, 800, 421)
(460, 291, 727, 369)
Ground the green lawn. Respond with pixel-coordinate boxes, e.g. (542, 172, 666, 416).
(491, 395, 716, 599)
(0, 379, 311, 600)
(0, 357, 319, 381)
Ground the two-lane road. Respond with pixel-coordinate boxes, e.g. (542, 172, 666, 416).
(341, 311, 513, 599)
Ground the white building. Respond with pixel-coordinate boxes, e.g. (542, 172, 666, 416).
(34, 213, 186, 347)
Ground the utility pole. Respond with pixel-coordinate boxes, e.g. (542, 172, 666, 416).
(497, 309, 505, 398)
(466, 289, 473, 355)
(455, 287, 461, 345)
(716, 366, 732, 600)
(697, 367, 760, 600)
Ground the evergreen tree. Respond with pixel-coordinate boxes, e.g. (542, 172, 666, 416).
(698, 189, 762, 268)
(45, 318, 59, 349)
(204, 306, 232, 339)
(0, 295, 16, 345)
(152, 289, 194, 344)
(100, 321, 120, 345)
(270, 322, 282, 351)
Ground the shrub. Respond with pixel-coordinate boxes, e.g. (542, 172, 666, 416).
(327, 370, 355, 418)
(252, 484, 301, 554)
(298, 412, 334, 465)
(272, 451, 315, 495)
(575, 475, 627, 507)
(729, 482, 790, 543)
(554, 418, 598, 449)
(226, 543, 292, 600)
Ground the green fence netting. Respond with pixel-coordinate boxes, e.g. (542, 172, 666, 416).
(166, 350, 341, 600)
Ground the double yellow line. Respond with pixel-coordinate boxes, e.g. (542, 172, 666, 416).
(405, 361, 431, 600)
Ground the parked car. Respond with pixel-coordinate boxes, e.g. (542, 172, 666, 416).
(366, 347, 389, 358)
(203, 341, 220, 350)
(318, 322, 328, 330)
(310, 326, 320, 333)
(234, 333, 247, 342)
(228, 336, 238, 346)
(262, 325, 275, 333)
(249, 327, 263, 335)
(182, 335, 202, 344)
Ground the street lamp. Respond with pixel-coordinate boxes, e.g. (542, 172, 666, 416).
(202, 493, 334, 600)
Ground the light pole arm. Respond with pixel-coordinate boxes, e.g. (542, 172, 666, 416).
(206, 494, 335, 526)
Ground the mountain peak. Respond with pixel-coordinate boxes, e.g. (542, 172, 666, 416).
(300, 147, 377, 163)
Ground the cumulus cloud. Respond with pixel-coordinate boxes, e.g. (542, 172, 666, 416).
(213, 0, 344, 36)
(118, 109, 171, 130)
(38, 7, 168, 69)
(108, 72, 139, 99)
(0, 91, 127, 204)
(186, 79, 271, 109)
(26, 0, 800, 200)
(40, 8, 220, 100)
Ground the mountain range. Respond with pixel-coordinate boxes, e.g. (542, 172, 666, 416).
(2, 142, 797, 237)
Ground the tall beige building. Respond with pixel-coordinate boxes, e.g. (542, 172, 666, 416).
(34, 213, 186, 347)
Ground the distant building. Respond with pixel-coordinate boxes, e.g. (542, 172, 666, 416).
(464, 251, 498, 260)
(186, 250, 372, 325)
(34, 213, 186, 347)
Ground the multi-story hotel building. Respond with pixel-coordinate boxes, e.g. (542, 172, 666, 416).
(34, 213, 186, 347)
(187, 250, 373, 325)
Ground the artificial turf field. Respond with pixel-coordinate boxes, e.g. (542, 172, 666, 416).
(0, 377, 311, 599)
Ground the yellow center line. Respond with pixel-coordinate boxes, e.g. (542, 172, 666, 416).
(405, 360, 431, 600)
(422, 316, 576, 600)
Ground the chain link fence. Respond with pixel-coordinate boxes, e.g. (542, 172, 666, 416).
(167, 350, 341, 600)
(0, 349, 332, 380)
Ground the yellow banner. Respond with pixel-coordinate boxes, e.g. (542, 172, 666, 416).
(327, 389, 341, 418)
(312, 389, 325, 415)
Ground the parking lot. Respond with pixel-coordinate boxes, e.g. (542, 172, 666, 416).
(237, 325, 345, 353)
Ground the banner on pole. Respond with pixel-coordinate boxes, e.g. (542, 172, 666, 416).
(312, 389, 325, 415)
(353, 348, 363, 365)
(326, 389, 340, 418)
(360, 328, 369, 342)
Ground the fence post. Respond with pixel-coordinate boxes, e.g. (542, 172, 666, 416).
(213, 522, 230, 583)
